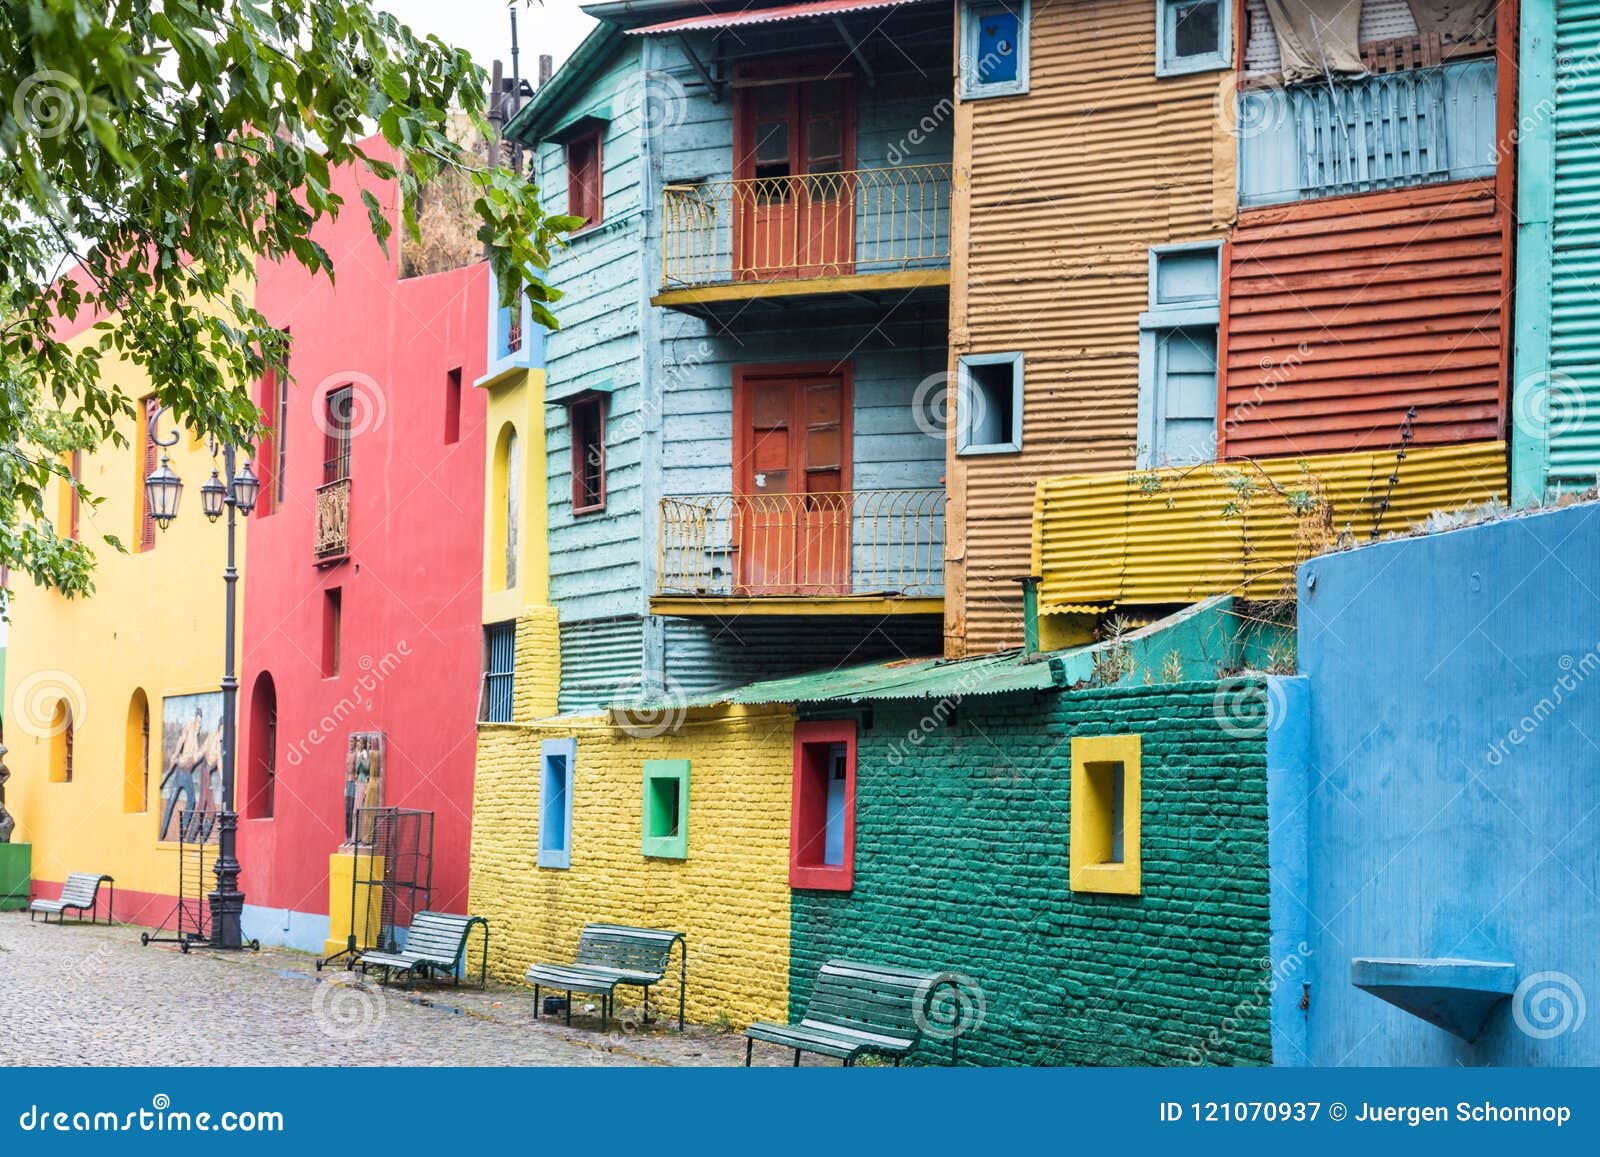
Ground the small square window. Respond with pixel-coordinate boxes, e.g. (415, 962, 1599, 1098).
(539, 738, 575, 869)
(791, 720, 856, 891)
(1156, 0, 1230, 77)
(444, 367, 462, 445)
(961, 1, 1030, 99)
(957, 352, 1024, 455)
(642, 759, 690, 859)
(1070, 734, 1141, 894)
(321, 587, 343, 678)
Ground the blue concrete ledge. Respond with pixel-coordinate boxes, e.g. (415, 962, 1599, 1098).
(1350, 957, 1517, 1042)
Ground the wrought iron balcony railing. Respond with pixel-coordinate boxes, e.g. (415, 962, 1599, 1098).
(315, 476, 351, 564)
(657, 488, 945, 599)
(661, 164, 952, 289)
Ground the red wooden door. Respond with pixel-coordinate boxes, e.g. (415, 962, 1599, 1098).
(734, 77, 855, 281)
(734, 366, 853, 596)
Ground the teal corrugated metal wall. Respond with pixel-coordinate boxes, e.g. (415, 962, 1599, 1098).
(1550, 0, 1600, 485)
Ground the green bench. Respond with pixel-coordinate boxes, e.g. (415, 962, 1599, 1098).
(358, 911, 488, 990)
(524, 924, 687, 1032)
(745, 960, 953, 1066)
(29, 873, 114, 925)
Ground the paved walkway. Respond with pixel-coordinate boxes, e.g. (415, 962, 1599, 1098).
(0, 913, 794, 1066)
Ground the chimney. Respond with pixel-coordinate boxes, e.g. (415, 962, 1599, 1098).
(538, 54, 553, 89)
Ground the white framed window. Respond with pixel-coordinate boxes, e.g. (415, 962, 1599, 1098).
(960, 0, 1030, 99)
(1137, 242, 1222, 468)
(538, 737, 576, 869)
(1156, 0, 1232, 77)
(957, 351, 1024, 455)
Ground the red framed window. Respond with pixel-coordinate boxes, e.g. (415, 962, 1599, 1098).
(321, 587, 343, 678)
(570, 395, 607, 515)
(790, 719, 856, 891)
(566, 130, 603, 229)
(444, 367, 463, 445)
(256, 368, 280, 516)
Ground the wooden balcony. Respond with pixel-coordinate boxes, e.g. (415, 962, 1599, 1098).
(653, 488, 944, 617)
(656, 165, 952, 312)
(314, 476, 351, 565)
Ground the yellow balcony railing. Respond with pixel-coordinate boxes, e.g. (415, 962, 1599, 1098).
(1032, 443, 1507, 613)
(661, 165, 952, 288)
(657, 489, 944, 598)
(315, 476, 351, 564)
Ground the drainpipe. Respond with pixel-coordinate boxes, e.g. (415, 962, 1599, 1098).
(1017, 576, 1040, 657)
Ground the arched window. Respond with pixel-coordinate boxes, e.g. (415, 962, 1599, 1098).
(491, 423, 521, 591)
(246, 672, 278, 819)
(125, 689, 150, 812)
(49, 701, 73, 783)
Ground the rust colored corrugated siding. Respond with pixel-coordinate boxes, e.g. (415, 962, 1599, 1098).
(949, 0, 1234, 655)
(1221, 181, 1508, 460)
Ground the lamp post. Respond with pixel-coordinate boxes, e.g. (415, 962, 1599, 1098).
(145, 407, 259, 950)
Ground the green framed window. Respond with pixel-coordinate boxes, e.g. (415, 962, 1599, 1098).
(641, 759, 689, 859)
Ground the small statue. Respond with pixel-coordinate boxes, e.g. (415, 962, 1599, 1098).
(0, 744, 14, 843)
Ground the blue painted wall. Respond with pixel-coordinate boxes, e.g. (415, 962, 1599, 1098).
(534, 15, 952, 709)
(1293, 502, 1600, 1064)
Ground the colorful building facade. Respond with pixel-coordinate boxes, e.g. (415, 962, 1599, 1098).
(237, 144, 492, 951)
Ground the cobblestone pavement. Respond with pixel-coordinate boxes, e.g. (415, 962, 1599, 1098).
(0, 913, 817, 1067)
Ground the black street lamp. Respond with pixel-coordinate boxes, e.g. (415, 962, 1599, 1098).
(144, 406, 258, 951)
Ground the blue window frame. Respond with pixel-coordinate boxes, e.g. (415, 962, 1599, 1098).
(1156, 0, 1231, 77)
(538, 738, 575, 869)
(957, 351, 1025, 456)
(961, 1, 1029, 99)
(1137, 242, 1222, 468)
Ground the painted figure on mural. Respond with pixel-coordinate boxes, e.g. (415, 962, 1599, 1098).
(158, 692, 223, 843)
(0, 744, 15, 844)
(342, 732, 385, 847)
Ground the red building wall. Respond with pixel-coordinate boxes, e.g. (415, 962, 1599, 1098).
(239, 142, 489, 932)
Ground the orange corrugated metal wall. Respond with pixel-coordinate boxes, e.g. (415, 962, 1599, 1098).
(1220, 180, 1509, 459)
(947, 0, 1235, 656)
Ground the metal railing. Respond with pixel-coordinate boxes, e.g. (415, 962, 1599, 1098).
(657, 488, 945, 598)
(661, 164, 952, 288)
(315, 476, 351, 563)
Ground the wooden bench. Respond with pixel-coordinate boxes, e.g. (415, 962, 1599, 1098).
(745, 960, 952, 1066)
(358, 911, 488, 990)
(29, 873, 114, 925)
(524, 924, 686, 1032)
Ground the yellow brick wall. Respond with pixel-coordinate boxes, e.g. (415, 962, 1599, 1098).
(512, 608, 561, 722)
(468, 706, 796, 1027)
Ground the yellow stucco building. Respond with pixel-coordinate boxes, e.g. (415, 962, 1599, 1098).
(3, 315, 240, 922)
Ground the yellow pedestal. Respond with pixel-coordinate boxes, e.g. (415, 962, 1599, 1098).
(324, 852, 384, 957)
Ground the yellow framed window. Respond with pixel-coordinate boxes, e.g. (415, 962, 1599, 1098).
(1069, 734, 1141, 895)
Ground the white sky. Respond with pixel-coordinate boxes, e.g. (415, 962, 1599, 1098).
(378, 0, 598, 78)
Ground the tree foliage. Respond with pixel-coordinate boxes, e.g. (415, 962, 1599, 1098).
(0, 0, 578, 603)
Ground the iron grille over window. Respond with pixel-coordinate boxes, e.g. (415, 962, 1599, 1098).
(483, 621, 516, 723)
(323, 385, 354, 484)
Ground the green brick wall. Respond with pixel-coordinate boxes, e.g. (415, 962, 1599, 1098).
(788, 680, 1275, 1067)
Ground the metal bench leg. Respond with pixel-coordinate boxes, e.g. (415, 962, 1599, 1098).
(533, 985, 541, 1019)
(601, 994, 609, 1033)
(745, 1038, 753, 1067)
(793, 1049, 801, 1067)
(565, 992, 572, 1026)
(642, 986, 650, 1025)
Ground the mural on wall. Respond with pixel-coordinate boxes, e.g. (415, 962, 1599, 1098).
(158, 692, 223, 843)
(342, 731, 385, 847)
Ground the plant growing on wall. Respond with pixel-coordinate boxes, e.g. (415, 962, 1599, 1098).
(0, 0, 583, 604)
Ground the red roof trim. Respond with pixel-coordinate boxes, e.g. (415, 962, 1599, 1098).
(625, 0, 925, 36)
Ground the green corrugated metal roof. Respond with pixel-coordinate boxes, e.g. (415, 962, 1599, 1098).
(678, 648, 1064, 707)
